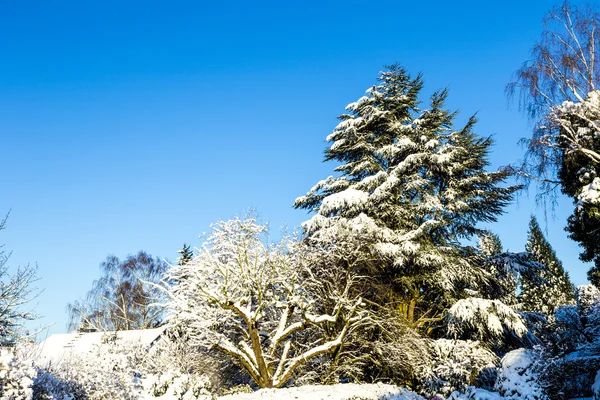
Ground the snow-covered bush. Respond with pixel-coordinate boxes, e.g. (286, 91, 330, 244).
(518, 286, 600, 399)
(494, 348, 546, 399)
(577, 284, 600, 313)
(140, 329, 233, 396)
(163, 217, 366, 389)
(0, 349, 36, 400)
(35, 336, 144, 400)
(143, 370, 212, 399)
(593, 369, 600, 399)
(423, 339, 497, 397)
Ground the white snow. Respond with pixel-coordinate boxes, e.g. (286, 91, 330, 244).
(35, 326, 167, 365)
(592, 369, 600, 397)
(319, 188, 369, 215)
(218, 383, 424, 400)
(495, 349, 544, 399)
(579, 177, 600, 206)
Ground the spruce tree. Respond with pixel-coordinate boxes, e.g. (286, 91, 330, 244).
(177, 243, 194, 265)
(478, 231, 503, 258)
(520, 216, 576, 314)
(295, 65, 520, 327)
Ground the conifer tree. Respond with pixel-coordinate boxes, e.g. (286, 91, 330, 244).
(478, 231, 503, 258)
(520, 216, 576, 314)
(295, 65, 520, 326)
(177, 243, 194, 265)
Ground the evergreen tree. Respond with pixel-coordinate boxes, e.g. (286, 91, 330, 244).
(520, 216, 576, 314)
(478, 231, 503, 258)
(294, 64, 520, 327)
(177, 243, 194, 265)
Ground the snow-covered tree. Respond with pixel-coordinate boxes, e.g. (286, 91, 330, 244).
(508, 2, 600, 284)
(553, 92, 600, 285)
(163, 217, 365, 389)
(294, 64, 519, 326)
(478, 231, 503, 258)
(445, 297, 529, 348)
(507, 1, 600, 189)
(0, 213, 39, 346)
(177, 243, 194, 266)
(520, 216, 575, 314)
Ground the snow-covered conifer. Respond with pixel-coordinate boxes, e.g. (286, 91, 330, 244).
(294, 65, 519, 325)
(520, 216, 576, 314)
(478, 231, 503, 258)
(553, 91, 600, 285)
(177, 243, 194, 266)
(446, 297, 529, 347)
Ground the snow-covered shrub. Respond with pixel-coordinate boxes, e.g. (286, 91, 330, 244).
(36, 337, 144, 400)
(593, 369, 600, 399)
(140, 329, 235, 393)
(143, 370, 212, 399)
(494, 348, 546, 400)
(423, 339, 497, 397)
(577, 284, 600, 314)
(521, 288, 600, 399)
(0, 349, 36, 400)
(537, 349, 600, 399)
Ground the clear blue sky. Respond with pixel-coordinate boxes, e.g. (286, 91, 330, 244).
(0, 0, 589, 337)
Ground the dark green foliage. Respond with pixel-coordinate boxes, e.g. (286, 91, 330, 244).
(295, 64, 520, 327)
(178, 243, 194, 265)
(478, 231, 503, 258)
(520, 216, 576, 314)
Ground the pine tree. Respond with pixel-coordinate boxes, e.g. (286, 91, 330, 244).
(294, 64, 520, 327)
(478, 231, 503, 258)
(177, 243, 194, 265)
(520, 216, 576, 314)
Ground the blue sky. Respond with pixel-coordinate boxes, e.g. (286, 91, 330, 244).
(0, 0, 589, 337)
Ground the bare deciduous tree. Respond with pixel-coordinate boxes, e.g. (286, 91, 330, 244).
(67, 251, 167, 332)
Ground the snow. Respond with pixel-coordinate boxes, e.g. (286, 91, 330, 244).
(319, 188, 369, 215)
(579, 177, 600, 206)
(592, 370, 600, 397)
(448, 388, 505, 399)
(446, 298, 527, 342)
(218, 383, 424, 400)
(35, 326, 167, 365)
(495, 349, 544, 399)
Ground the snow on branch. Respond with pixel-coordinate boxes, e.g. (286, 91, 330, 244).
(162, 217, 365, 388)
(446, 298, 528, 345)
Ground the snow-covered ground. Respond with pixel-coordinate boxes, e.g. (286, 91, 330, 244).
(218, 384, 424, 400)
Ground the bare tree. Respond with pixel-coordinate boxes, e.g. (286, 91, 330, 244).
(67, 251, 167, 332)
(163, 217, 366, 389)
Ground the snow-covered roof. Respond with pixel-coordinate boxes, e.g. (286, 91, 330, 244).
(36, 326, 167, 366)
